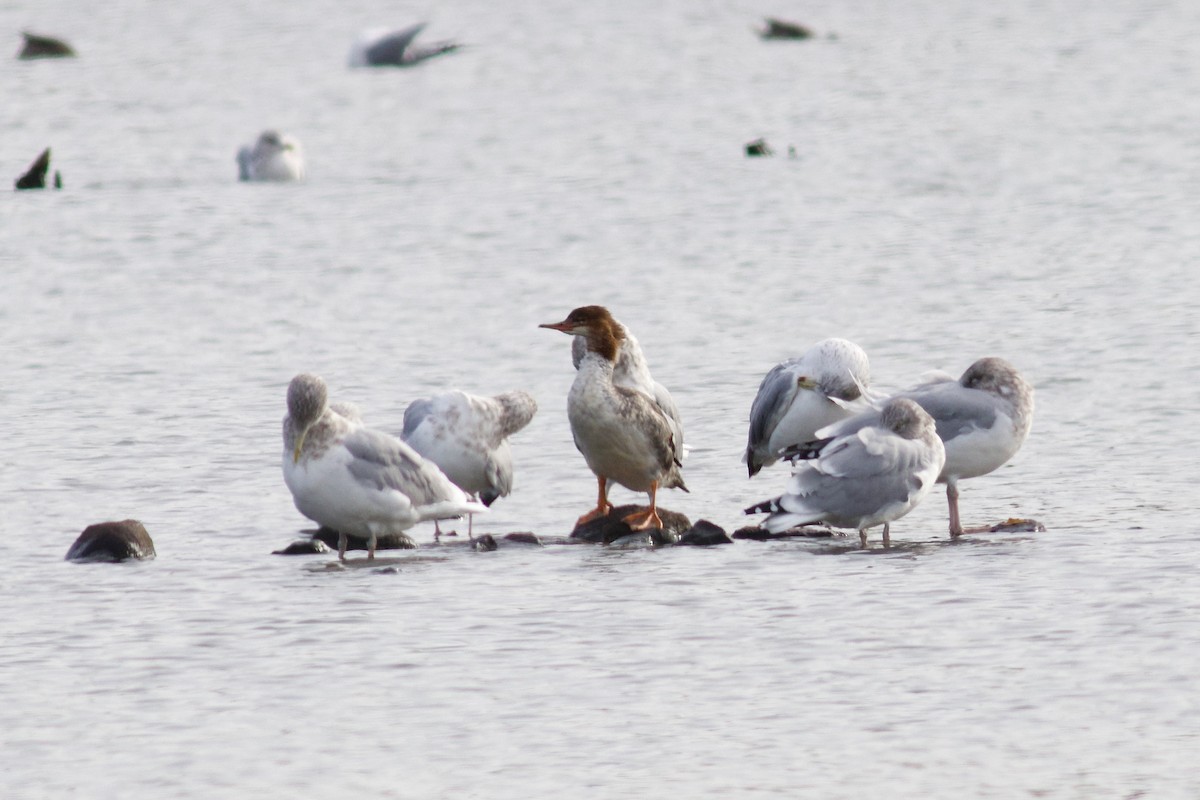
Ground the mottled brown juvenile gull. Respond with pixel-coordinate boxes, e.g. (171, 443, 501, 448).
(237, 130, 304, 182)
(542, 306, 687, 532)
(783, 357, 1034, 537)
(401, 389, 538, 536)
(745, 338, 872, 477)
(282, 373, 484, 560)
(746, 398, 945, 548)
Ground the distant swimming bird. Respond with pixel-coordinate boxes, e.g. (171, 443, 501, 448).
(282, 373, 485, 560)
(237, 130, 304, 182)
(745, 338, 872, 477)
(570, 313, 686, 460)
(782, 357, 1034, 537)
(14, 147, 61, 190)
(746, 397, 945, 547)
(542, 306, 687, 531)
(758, 18, 814, 40)
(401, 389, 538, 534)
(349, 23, 460, 67)
(18, 31, 75, 59)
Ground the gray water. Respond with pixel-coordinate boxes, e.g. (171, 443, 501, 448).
(3, 0, 1199, 797)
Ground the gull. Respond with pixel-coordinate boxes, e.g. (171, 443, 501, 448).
(745, 338, 872, 476)
(349, 23, 460, 68)
(282, 373, 484, 560)
(401, 389, 538, 536)
(237, 130, 305, 182)
(746, 397, 945, 548)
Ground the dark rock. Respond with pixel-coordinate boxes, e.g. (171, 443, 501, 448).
(570, 504, 691, 546)
(272, 539, 331, 556)
(310, 526, 417, 551)
(745, 138, 773, 157)
(983, 518, 1046, 534)
(676, 520, 734, 546)
(18, 31, 76, 59)
(503, 532, 543, 546)
(15, 148, 55, 190)
(732, 524, 835, 541)
(472, 534, 498, 552)
(758, 18, 814, 40)
(66, 520, 155, 562)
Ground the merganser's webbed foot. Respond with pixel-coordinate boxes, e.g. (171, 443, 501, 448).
(622, 508, 663, 531)
(576, 503, 614, 528)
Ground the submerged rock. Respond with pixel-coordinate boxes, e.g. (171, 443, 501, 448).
(310, 526, 417, 551)
(570, 504, 691, 546)
(676, 520, 734, 546)
(18, 31, 76, 59)
(731, 524, 836, 541)
(273, 538, 331, 556)
(66, 520, 156, 562)
(503, 532, 543, 546)
(981, 518, 1046, 533)
(472, 534, 499, 552)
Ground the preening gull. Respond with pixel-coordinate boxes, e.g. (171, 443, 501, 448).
(349, 23, 460, 67)
(746, 397, 945, 548)
(282, 373, 485, 560)
(570, 312, 686, 461)
(783, 357, 1034, 537)
(542, 306, 687, 531)
(401, 389, 538, 535)
(237, 130, 305, 182)
(745, 338, 872, 477)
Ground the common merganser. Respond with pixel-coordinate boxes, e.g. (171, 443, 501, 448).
(237, 130, 305, 182)
(745, 338, 872, 477)
(541, 306, 687, 531)
(784, 357, 1033, 537)
(282, 373, 484, 560)
(401, 389, 538, 535)
(747, 397, 945, 548)
(570, 316, 686, 460)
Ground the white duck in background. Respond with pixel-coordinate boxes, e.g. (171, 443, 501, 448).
(401, 389, 538, 535)
(282, 373, 484, 559)
(745, 338, 872, 477)
(237, 130, 305, 182)
(747, 397, 946, 548)
(542, 306, 687, 531)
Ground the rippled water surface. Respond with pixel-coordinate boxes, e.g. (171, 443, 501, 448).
(3, 0, 1199, 797)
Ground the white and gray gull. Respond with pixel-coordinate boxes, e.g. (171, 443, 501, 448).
(541, 306, 688, 531)
(237, 130, 305, 182)
(401, 389, 538, 535)
(782, 356, 1034, 537)
(282, 373, 485, 560)
(746, 397, 946, 548)
(745, 338, 872, 477)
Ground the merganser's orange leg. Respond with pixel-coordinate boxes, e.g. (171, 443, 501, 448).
(622, 482, 663, 531)
(575, 476, 613, 527)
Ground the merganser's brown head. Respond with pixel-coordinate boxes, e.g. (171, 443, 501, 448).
(539, 305, 623, 362)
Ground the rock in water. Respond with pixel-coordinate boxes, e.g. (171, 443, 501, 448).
(569, 504, 691, 546)
(310, 526, 417, 552)
(66, 520, 156, 562)
(676, 520, 734, 546)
